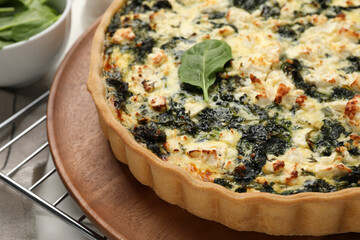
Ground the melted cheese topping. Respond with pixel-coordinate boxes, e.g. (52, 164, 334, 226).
(103, 0, 360, 194)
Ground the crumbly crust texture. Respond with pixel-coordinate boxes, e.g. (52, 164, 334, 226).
(88, 0, 360, 235)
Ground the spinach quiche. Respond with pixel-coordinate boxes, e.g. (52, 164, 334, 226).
(88, 0, 360, 235)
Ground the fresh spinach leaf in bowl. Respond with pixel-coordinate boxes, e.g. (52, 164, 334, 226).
(0, 0, 60, 49)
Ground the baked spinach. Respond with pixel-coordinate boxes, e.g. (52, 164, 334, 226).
(303, 179, 335, 192)
(261, 1, 281, 19)
(106, 73, 133, 112)
(133, 122, 167, 158)
(123, 0, 172, 14)
(307, 119, 347, 156)
(160, 36, 194, 60)
(155, 100, 198, 135)
(342, 56, 360, 74)
(153, 0, 172, 10)
(282, 58, 330, 102)
(331, 87, 355, 100)
(178, 40, 233, 101)
(196, 107, 233, 131)
(233, 0, 266, 12)
(233, 118, 292, 186)
(213, 178, 232, 189)
(123, 0, 150, 14)
(206, 11, 226, 20)
(118, 18, 155, 64)
(338, 166, 360, 187)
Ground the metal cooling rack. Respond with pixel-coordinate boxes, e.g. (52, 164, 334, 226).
(0, 91, 107, 240)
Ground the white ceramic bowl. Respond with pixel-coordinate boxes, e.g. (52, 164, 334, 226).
(0, 0, 71, 87)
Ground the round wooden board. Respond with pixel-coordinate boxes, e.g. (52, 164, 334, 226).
(47, 21, 360, 240)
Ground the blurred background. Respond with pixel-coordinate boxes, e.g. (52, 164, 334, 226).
(0, 0, 111, 239)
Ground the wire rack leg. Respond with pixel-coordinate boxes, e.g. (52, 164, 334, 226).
(0, 172, 106, 240)
(0, 92, 107, 240)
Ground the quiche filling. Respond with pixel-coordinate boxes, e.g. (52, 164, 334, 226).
(102, 0, 360, 194)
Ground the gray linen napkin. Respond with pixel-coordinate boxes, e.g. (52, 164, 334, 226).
(0, 81, 49, 240)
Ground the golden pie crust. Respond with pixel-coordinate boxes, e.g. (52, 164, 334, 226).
(87, 0, 360, 236)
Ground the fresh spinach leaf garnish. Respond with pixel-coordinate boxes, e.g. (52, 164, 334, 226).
(178, 40, 233, 101)
(0, 0, 60, 49)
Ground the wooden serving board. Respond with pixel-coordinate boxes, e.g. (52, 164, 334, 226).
(47, 21, 360, 240)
